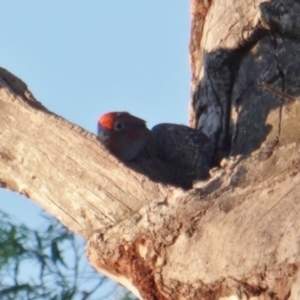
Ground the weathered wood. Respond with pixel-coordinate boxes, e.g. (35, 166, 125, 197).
(1, 0, 300, 299)
(87, 142, 300, 299)
(0, 67, 168, 239)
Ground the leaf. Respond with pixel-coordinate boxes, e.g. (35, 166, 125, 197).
(51, 240, 67, 267)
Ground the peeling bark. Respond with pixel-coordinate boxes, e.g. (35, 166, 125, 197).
(1, 0, 300, 299)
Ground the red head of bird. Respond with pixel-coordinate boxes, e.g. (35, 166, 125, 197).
(97, 112, 151, 160)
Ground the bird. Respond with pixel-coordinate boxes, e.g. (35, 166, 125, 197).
(97, 112, 213, 189)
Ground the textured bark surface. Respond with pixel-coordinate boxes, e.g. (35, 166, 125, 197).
(1, 0, 300, 299)
(0, 68, 168, 238)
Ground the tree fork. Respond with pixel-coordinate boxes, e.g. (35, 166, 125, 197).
(1, 0, 300, 299)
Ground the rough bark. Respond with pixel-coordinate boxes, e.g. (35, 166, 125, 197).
(1, 0, 300, 299)
(0, 68, 168, 238)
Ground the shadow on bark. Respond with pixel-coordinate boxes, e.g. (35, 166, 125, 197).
(192, 0, 300, 162)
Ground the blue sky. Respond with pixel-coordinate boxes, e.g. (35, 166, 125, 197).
(0, 1, 190, 298)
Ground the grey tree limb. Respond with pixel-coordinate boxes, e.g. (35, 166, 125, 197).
(1, 0, 300, 299)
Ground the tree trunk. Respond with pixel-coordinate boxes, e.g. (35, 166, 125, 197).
(1, 0, 300, 299)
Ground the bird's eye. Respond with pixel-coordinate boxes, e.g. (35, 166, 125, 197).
(114, 122, 124, 131)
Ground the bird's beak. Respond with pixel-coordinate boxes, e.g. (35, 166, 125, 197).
(97, 125, 111, 143)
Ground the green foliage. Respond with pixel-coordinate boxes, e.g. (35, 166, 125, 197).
(0, 211, 120, 300)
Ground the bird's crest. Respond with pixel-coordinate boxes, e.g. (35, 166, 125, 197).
(98, 112, 146, 130)
(98, 112, 122, 130)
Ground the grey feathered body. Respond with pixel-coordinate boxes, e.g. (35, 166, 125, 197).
(125, 123, 213, 189)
